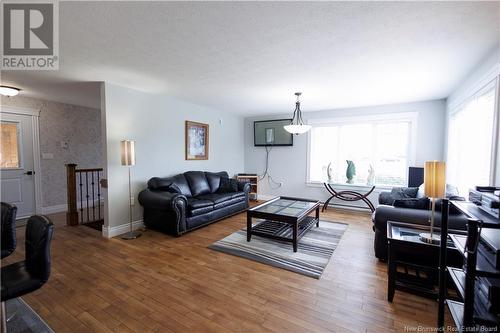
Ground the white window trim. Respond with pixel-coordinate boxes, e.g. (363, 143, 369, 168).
(305, 112, 418, 186)
(447, 78, 500, 186)
(448, 79, 498, 117)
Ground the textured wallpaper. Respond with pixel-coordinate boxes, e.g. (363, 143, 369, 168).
(1, 96, 103, 207)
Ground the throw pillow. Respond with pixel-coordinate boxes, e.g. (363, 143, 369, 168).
(217, 177, 238, 193)
(390, 187, 419, 199)
(393, 198, 430, 210)
(445, 184, 460, 198)
(166, 184, 181, 194)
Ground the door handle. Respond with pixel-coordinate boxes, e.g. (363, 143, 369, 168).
(24, 171, 34, 175)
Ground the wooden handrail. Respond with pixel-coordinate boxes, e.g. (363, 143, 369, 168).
(66, 164, 79, 226)
(76, 168, 103, 173)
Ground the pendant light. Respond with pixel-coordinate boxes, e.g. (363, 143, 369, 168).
(0, 85, 21, 97)
(284, 92, 311, 135)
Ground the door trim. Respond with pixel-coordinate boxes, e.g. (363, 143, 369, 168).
(0, 105, 43, 216)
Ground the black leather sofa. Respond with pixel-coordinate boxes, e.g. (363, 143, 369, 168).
(372, 185, 468, 260)
(138, 171, 251, 236)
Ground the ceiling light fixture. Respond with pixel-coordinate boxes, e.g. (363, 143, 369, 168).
(284, 92, 311, 135)
(0, 86, 21, 97)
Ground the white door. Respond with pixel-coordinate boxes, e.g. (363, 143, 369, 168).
(0, 113, 36, 218)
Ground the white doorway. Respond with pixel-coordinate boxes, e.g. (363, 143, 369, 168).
(0, 107, 42, 219)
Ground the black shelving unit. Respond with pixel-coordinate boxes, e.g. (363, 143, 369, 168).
(437, 200, 500, 332)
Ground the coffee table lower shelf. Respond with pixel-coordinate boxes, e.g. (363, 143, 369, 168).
(250, 216, 319, 245)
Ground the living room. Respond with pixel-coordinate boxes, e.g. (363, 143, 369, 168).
(1, 1, 500, 332)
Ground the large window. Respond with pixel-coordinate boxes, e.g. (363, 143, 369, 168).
(308, 114, 415, 186)
(447, 83, 497, 195)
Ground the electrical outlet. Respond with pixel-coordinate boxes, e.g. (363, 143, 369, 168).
(130, 196, 135, 205)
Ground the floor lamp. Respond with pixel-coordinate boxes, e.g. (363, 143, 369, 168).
(121, 140, 142, 240)
(419, 161, 446, 245)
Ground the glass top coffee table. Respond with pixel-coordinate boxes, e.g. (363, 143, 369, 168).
(246, 196, 320, 252)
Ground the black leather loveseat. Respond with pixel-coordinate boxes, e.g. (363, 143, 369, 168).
(138, 171, 250, 236)
(372, 185, 468, 260)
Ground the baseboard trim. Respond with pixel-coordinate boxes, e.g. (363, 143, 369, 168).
(41, 204, 67, 215)
(257, 194, 275, 201)
(102, 220, 144, 239)
(42, 200, 104, 215)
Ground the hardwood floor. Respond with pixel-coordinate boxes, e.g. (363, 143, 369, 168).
(3, 206, 453, 332)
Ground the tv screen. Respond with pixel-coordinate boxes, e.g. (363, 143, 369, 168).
(254, 119, 293, 146)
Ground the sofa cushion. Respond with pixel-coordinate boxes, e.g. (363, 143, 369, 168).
(184, 171, 211, 197)
(393, 198, 430, 210)
(187, 198, 213, 210)
(166, 184, 181, 194)
(186, 198, 213, 217)
(390, 187, 419, 200)
(205, 171, 229, 193)
(148, 175, 192, 197)
(213, 196, 246, 209)
(147, 177, 172, 191)
(189, 205, 213, 217)
(217, 177, 238, 193)
(197, 193, 234, 204)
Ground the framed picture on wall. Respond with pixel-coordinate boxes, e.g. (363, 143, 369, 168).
(185, 121, 209, 160)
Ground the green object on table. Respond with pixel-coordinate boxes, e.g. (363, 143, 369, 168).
(346, 160, 356, 184)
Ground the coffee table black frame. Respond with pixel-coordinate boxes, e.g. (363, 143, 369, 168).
(247, 196, 320, 252)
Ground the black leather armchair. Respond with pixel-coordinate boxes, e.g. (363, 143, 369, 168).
(1, 203, 17, 259)
(139, 171, 251, 236)
(1, 215, 54, 331)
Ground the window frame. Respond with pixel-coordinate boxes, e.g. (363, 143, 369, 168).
(0, 120, 24, 170)
(306, 112, 418, 188)
(446, 78, 499, 191)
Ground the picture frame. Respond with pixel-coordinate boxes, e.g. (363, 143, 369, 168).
(185, 121, 209, 160)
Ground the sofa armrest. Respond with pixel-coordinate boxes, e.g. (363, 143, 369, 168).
(237, 181, 251, 193)
(138, 189, 187, 211)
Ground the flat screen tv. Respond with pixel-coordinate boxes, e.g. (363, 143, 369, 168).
(254, 119, 293, 146)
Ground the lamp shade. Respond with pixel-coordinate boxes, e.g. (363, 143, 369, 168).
(424, 161, 446, 198)
(120, 140, 135, 166)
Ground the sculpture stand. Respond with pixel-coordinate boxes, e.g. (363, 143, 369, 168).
(322, 183, 376, 212)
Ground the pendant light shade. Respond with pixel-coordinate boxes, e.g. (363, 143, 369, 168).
(284, 92, 311, 135)
(0, 85, 21, 97)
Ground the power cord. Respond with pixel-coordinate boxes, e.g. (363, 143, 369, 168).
(259, 146, 283, 189)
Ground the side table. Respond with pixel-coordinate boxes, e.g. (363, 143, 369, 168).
(387, 221, 462, 302)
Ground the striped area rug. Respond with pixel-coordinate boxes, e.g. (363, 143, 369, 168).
(209, 220, 347, 279)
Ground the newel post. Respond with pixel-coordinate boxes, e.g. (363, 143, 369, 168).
(66, 163, 79, 226)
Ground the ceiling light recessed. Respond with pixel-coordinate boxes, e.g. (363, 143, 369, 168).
(0, 86, 21, 97)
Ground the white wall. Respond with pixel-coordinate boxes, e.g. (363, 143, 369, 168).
(446, 45, 500, 186)
(244, 99, 446, 207)
(102, 83, 245, 234)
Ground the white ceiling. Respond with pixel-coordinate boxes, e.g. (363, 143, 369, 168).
(2, 1, 499, 115)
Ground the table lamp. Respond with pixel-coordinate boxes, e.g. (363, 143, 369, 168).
(419, 161, 446, 244)
(121, 140, 142, 240)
